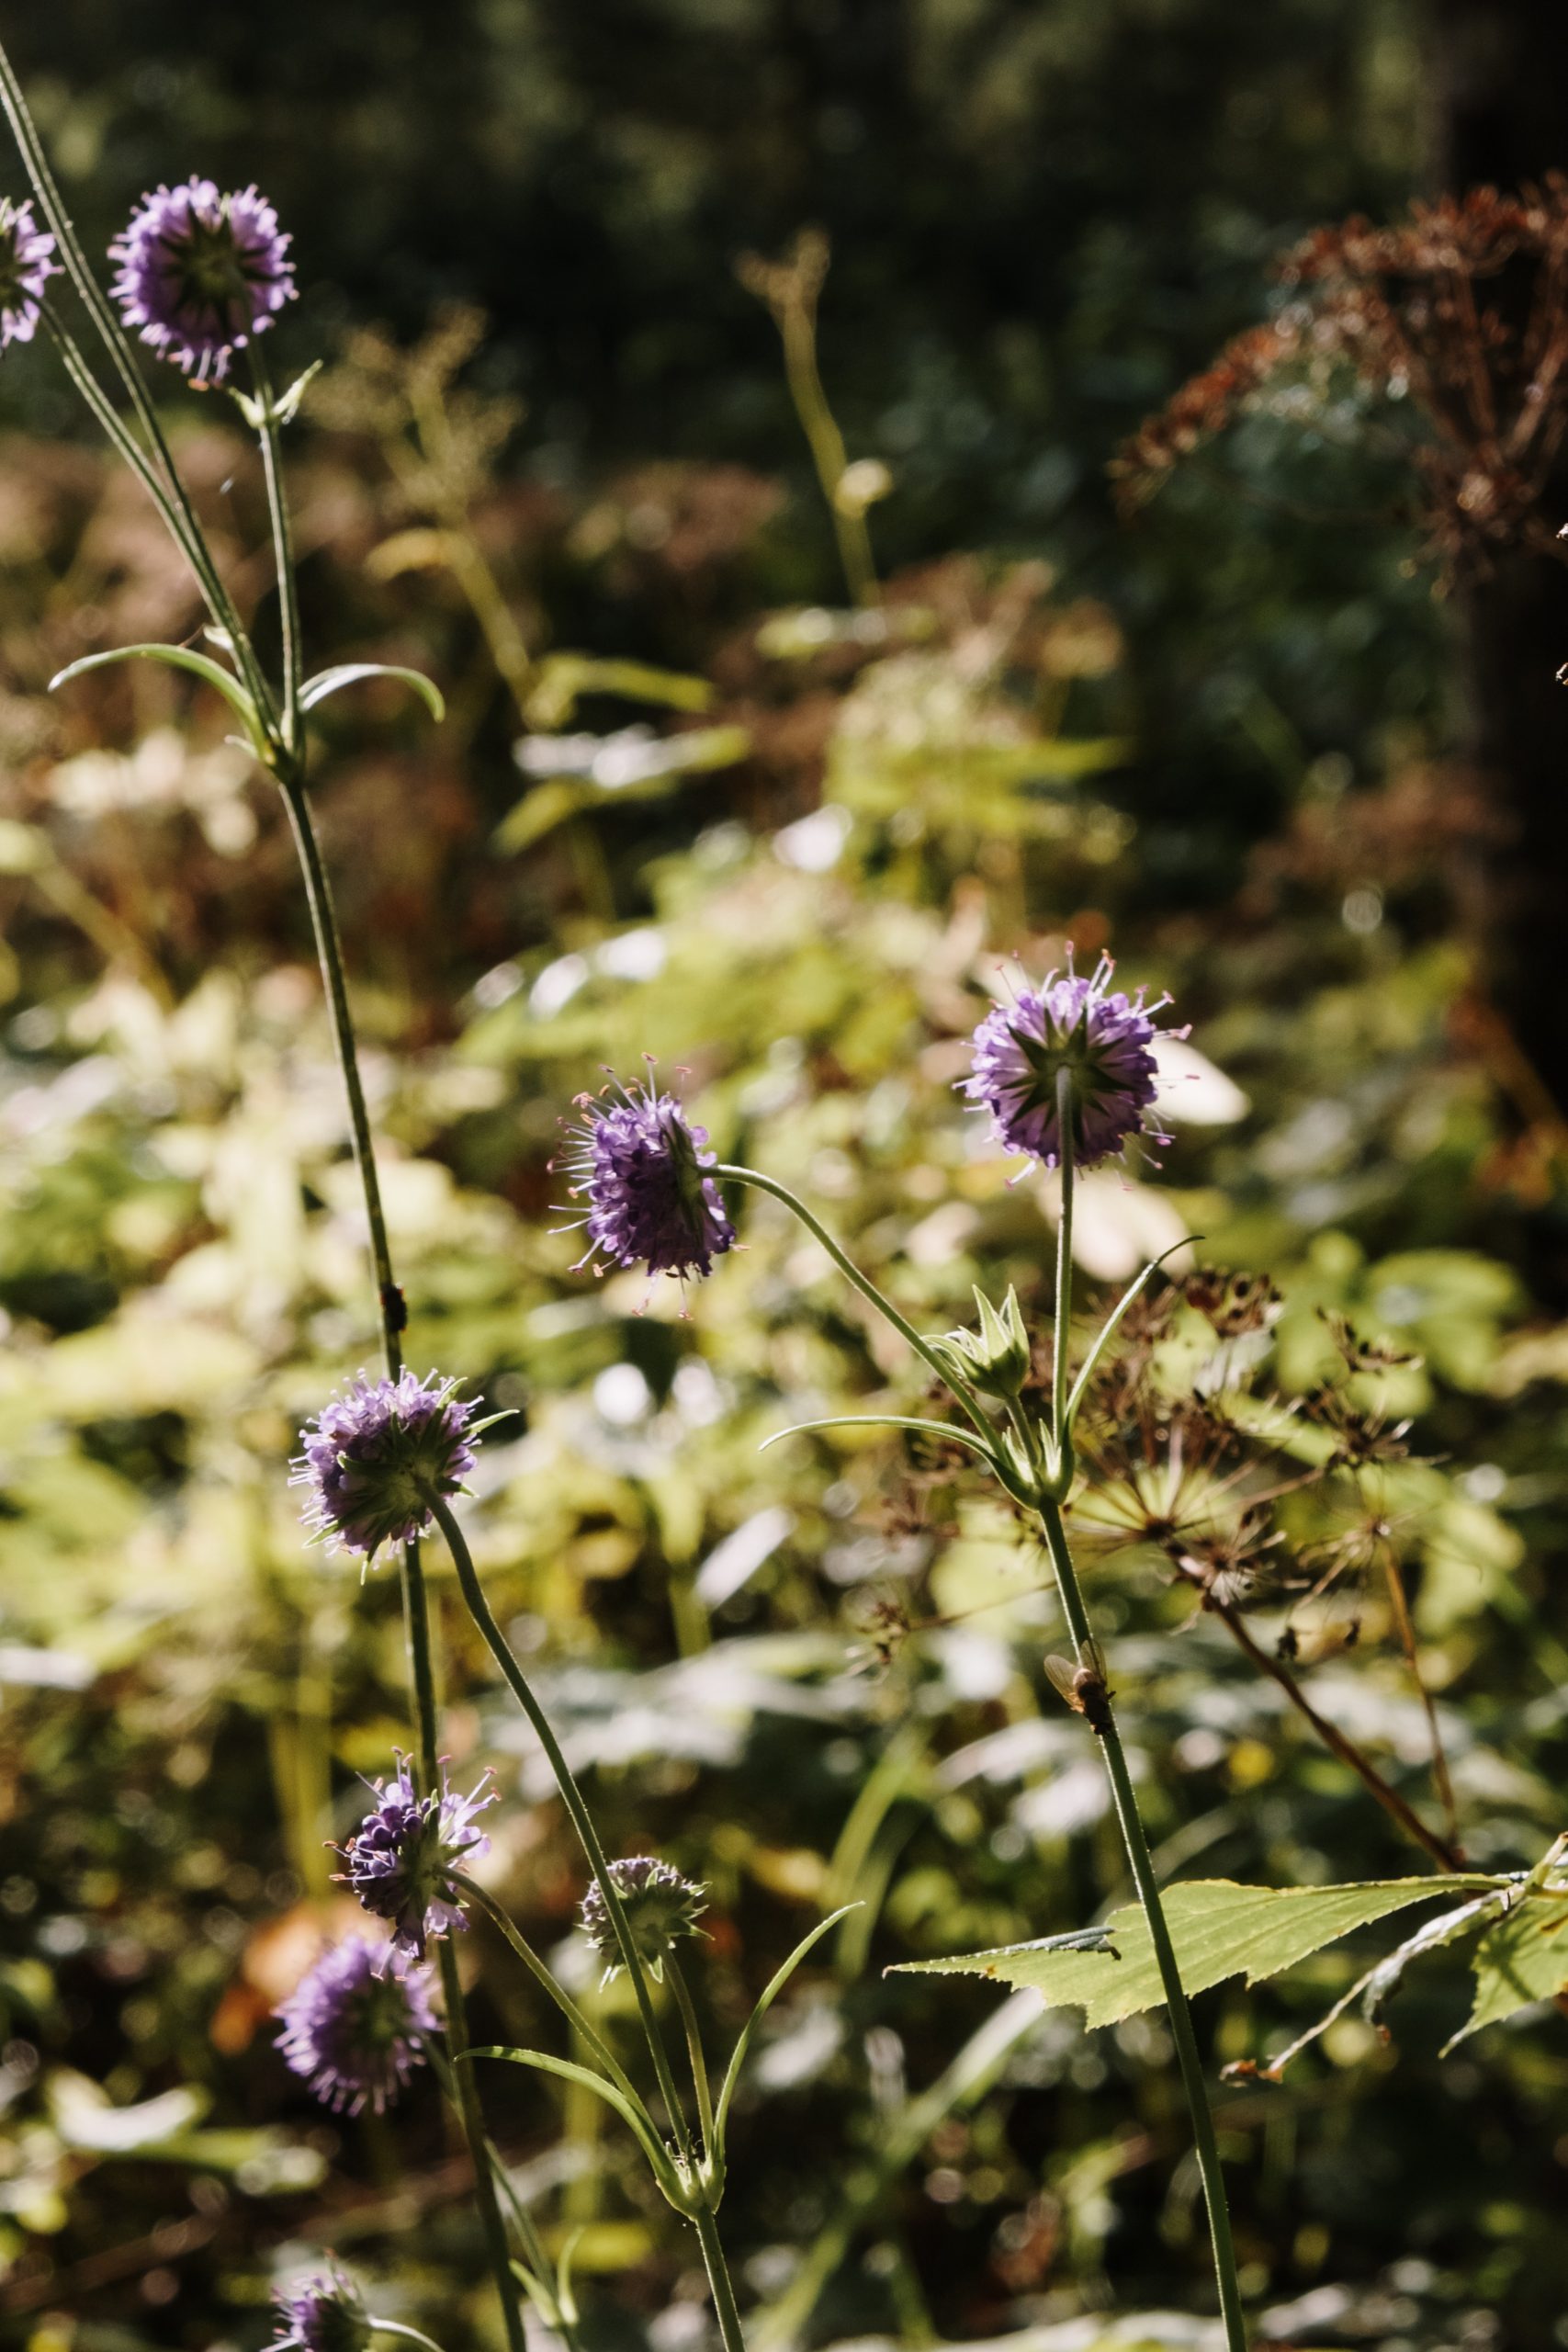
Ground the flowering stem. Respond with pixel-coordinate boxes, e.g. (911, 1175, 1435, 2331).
(367, 2324, 448, 2352)
(666, 1956, 717, 2170)
(1037, 1501, 1247, 2346)
(273, 773, 527, 2352)
(713, 1165, 994, 1444)
(1039, 1089, 1247, 2352)
(423, 1492, 694, 2162)
(251, 343, 304, 750)
(1052, 1068, 1075, 1448)
(453, 1871, 649, 2110)
(693, 2199, 750, 2352)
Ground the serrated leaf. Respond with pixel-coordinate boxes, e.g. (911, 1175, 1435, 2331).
(299, 662, 446, 721)
(1450, 1894, 1568, 2046)
(893, 1875, 1496, 2030)
(49, 644, 268, 757)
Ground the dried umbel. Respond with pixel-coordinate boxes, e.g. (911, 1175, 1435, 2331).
(1114, 180, 1568, 576)
(0, 196, 55, 348)
(268, 2265, 372, 2352)
(109, 177, 295, 382)
(339, 1755, 496, 1957)
(964, 955, 1179, 1171)
(559, 1074, 736, 1282)
(579, 1857, 707, 1983)
(292, 1370, 479, 1561)
(274, 1935, 438, 2115)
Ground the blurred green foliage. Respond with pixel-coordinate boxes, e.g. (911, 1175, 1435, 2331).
(3, 8, 1568, 2352)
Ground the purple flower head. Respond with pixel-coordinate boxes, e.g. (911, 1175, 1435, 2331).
(0, 198, 57, 349)
(339, 1752, 496, 1957)
(963, 953, 1184, 1172)
(109, 178, 295, 383)
(269, 2263, 371, 2352)
(292, 1369, 479, 1563)
(275, 1934, 437, 2115)
(558, 1072, 735, 1283)
(579, 1855, 706, 1984)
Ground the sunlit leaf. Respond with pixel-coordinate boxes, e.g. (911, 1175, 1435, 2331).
(1450, 1895, 1568, 2046)
(893, 1875, 1499, 2030)
(49, 644, 269, 757)
(299, 662, 446, 721)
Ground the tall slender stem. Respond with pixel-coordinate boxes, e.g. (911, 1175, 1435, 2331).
(693, 2200, 750, 2352)
(276, 770, 526, 2352)
(1036, 1501, 1246, 2347)
(714, 1165, 994, 1443)
(667, 1958, 716, 2165)
(1052, 1069, 1075, 1447)
(1039, 1088, 1247, 2351)
(454, 1872, 646, 2108)
(423, 1492, 694, 2163)
(252, 345, 304, 749)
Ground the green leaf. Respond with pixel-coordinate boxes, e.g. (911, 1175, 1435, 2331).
(299, 662, 446, 721)
(466, 2044, 678, 2193)
(49, 644, 268, 757)
(1450, 1894, 1568, 2046)
(892, 1875, 1499, 2030)
(759, 1414, 998, 1460)
(712, 1904, 859, 2153)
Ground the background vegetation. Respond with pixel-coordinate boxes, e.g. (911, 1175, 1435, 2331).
(3, 4, 1568, 2348)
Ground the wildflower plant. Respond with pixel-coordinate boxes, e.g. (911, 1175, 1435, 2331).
(6, 36, 1568, 2352)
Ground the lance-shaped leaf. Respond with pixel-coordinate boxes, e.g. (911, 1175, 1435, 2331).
(299, 662, 446, 721)
(467, 2043, 678, 2195)
(50, 643, 270, 759)
(1449, 1893, 1568, 2047)
(892, 1874, 1500, 2031)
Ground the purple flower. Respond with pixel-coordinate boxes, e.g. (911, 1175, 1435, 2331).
(963, 954, 1183, 1172)
(579, 1856, 706, 1983)
(558, 1074, 735, 1282)
(339, 1753, 496, 1957)
(0, 198, 57, 349)
(292, 1370, 479, 1562)
(275, 1934, 437, 2115)
(109, 178, 295, 383)
(269, 2263, 371, 2352)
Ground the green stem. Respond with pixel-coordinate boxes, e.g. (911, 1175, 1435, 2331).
(693, 2199, 750, 2352)
(1052, 1067, 1075, 1448)
(454, 1872, 649, 2112)
(251, 343, 304, 749)
(368, 2323, 448, 2352)
(0, 28, 278, 732)
(39, 306, 277, 735)
(424, 1490, 696, 2168)
(1037, 1501, 1246, 2348)
(276, 773, 525, 2352)
(1036, 1085, 1247, 2350)
(714, 1165, 994, 1445)
(667, 1957, 716, 2167)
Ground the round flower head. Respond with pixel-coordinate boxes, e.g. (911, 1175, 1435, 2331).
(109, 177, 295, 383)
(964, 953, 1182, 1172)
(579, 1856, 706, 1984)
(339, 1753, 496, 1957)
(269, 2263, 371, 2352)
(292, 1369, 479, 1563)
(275, 1934, 437, 2116)
(0, 198, 57, 348)
(559, 1072, 735, 1283)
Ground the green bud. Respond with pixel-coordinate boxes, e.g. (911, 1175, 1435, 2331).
(928, 1285, 1032, 1399)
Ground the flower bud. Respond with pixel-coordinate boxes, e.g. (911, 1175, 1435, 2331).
(579, 1857, 706, 1983)
(929, 1284, 1032, 1399)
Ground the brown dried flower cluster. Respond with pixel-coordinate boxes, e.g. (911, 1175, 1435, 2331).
(1113, 181, 1568, 574)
